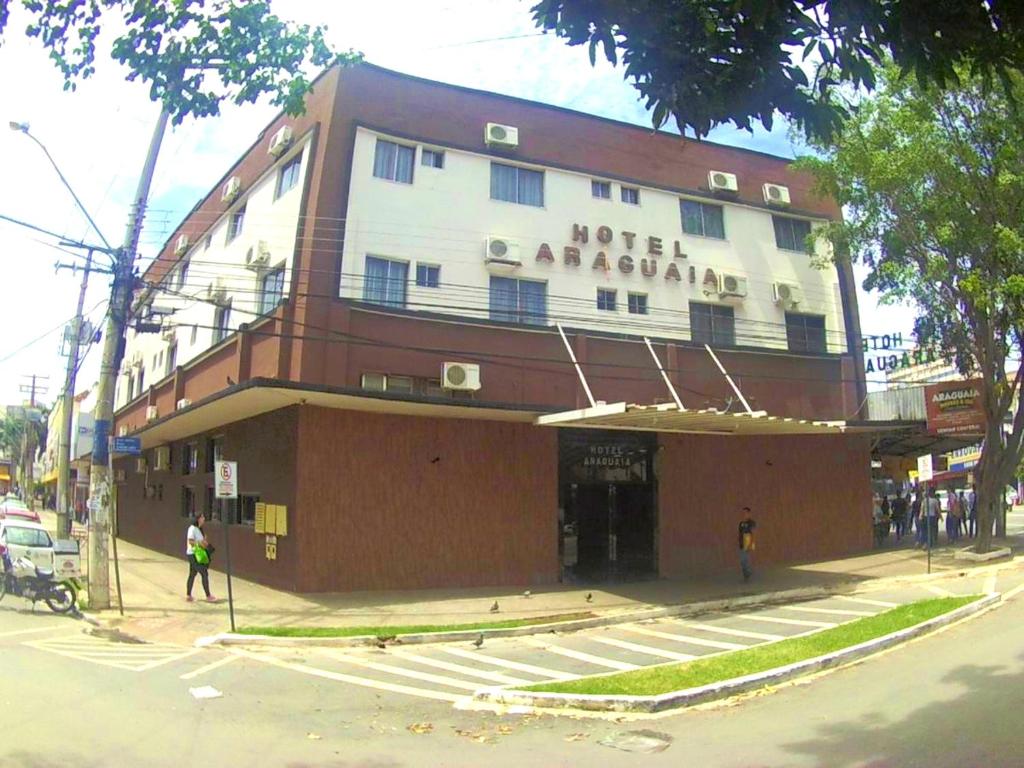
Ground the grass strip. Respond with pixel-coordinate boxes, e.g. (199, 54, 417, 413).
(525, 595, 979, 696)
(237, 612, 596, 638)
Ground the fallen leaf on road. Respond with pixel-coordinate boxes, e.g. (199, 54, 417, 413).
(408, 722, 434, 734)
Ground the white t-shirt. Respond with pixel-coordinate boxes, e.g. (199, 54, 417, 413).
(186, 525, 204, 555)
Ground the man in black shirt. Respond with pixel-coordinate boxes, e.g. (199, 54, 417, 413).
(738, 508, 756, 582)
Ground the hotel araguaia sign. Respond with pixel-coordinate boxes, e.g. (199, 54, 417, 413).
(925, 379, 987, 436)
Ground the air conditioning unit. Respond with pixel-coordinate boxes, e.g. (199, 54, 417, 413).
(763, 183, 791, 206)
(708, 170, 739, 194)
(485, 122, 519, 148)
(772, 281, 802, 306)
(135, 457, 147, 474)
(206, 278, 227, 303)
(146, 405, 159, 422)
(484, 236, 521, 266)
(117, 425, 129, 437)
(221, 176, 241, 203)
(245, 241, 271, 270)
(718, 273, 748, 298)
(153, 446, 171, 471)
(268, 125, 293, 156)
(442, 362, 482, 391)
(176, 398, 192, 410)
(360, 373, 386, 392)
(174, 234, 189, 255)
(161, 325, 176, 341)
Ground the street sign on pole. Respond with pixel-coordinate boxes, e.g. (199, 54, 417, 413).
(110, 436, 142, 455)
(213, 460, 237, 631)
(215, 461, 238, 499)
(917, 454, 934, 483)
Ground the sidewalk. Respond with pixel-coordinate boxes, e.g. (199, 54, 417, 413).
(39, 511, 1023, 646)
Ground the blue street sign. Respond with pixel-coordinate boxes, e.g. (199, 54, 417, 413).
(111, 436, 142, 455)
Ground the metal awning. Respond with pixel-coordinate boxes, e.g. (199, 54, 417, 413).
(843, 420, 982, 458)
(535, 401, 849, 435)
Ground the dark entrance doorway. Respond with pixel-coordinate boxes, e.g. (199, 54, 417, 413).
(558, 429, 657, 582)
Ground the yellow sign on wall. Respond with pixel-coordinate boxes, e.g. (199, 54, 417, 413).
(254, 502, 267, 534)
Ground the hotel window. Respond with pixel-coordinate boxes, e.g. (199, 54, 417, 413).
(592, 180, 611, 199)
(363, 256, 408, 308)
(205, 435, 224, 473)
(165, 341, 177, 377)
(227, 203, 246, 242)
(628, 293, 648, 315)
(213, 301, 232, 344)
(773, 216, 812, 252)
(690, 302, 735, 346)
(786, 312, 827, 353)
(180, 486, 196, 518)
(597, 288, 617, 311)
(415, 264, 440, 288)
(421, 149, 445, 169)
(489, 276, 547, 325)
(490, 162, 544, 207)
(680, 199, 725, 239)
(275, 150, 303, 198)
(372, 138, 415, 184)
(182, 442, 198, 476)
(259, 266, 285, 314)
(177, 258, 189, 290)
(621, 186, 640, 205)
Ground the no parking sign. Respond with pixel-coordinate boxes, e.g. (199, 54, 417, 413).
(215, 461, 238, 499)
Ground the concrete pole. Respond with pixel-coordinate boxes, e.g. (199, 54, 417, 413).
(88, 109, 168, 609)
(57, 251, 93, 538)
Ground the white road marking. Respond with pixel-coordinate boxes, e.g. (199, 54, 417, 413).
(25, 635, 199, 672)
(1001, 581, 1024, 600)
(779, 605, 875, 617)
(590, 636, 697, 662)
(524, 638, 639, 671)
(318, 650, 484, 691)
(229, 648, 464, 703)
(621, 625, 746, 651)
(921, 583, 955, 598)
(0, 625, 68, 638)
(389, 649, 530, 685)
(833, 595, 900, 609)
(440, 647, 576, 680)
(736, 614, 836, 629)
(678, 622, 784, 642)
(983, 573, 998, 594)
(180, 654, 240, 680)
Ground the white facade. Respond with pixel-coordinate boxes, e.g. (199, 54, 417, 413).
(340, 128, 848, 353)
(115, 136, 311, 410)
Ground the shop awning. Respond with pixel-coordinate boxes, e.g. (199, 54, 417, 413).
(535, 401, 850, 436)
(844, 420, 982, 458)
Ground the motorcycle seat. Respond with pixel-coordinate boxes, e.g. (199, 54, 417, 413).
(34, 567, 54, 579)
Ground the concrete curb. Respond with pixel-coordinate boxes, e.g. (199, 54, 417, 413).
(472, 592, 1001, 713)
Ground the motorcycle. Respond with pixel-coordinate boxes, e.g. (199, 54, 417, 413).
(0, 555, 78, 614)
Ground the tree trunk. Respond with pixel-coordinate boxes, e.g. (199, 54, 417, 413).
(975, 420, 1012, 553)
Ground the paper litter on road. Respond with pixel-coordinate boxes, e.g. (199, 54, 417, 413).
(189, 685, 223, 699)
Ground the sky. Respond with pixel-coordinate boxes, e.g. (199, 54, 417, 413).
(0, 0, 915, 408)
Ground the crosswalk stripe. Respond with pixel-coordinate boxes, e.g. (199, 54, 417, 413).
(621, 625, 746, 650)
(229, 648, 464, 702)
(439, 647, 576, 680)
(921, 583, 955, 598)
(389, 649, 530, 685)
(318, 650, 483, 691)
(834, 595, 899, 608)
(736, 614, 836, 629)
(983, 573, 997, 594)
(779, 605, 875, 617)
(180, 654, 240, 680)
(0, 625, 68, 638)
(590, 636, 697, 661)
(677, 622, 783, 642)
(524, 638, 639, 671)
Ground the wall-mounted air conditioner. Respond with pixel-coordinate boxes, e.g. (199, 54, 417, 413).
(145, 405, 159, 422)
(772, 281, 802, 307)
(484, 236, 521, 266)
(763, 183, 791, 206)
(268, 125, 293, 156)
(718, 273, 748, 299)
(176, 398, 192, 411)
(174, 234, 189, 255)
(708, 170, 739, 194)
(221, 176, 241, 203)
(206, 278, 227, 303)
(442, 362, 481, 391)
(485, 122, 519, 148)
(153, 446, 171, 471)
(134, 457, 147, 474)
(245, 241, 271, 270)
(360, 373, 387, 392)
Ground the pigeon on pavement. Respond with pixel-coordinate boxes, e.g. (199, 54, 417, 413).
(585, 592, 593, 603)
(473, 634, 484, 648)
(490, 601, 499, 613)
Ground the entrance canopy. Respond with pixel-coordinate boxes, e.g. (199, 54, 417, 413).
(536, 401, 849, 436)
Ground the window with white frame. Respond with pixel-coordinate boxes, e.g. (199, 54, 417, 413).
(177, 259, 189, 290)
(421, 149, 445, 169)
(363, 256, 408, 308)
(628, 293, 648, 315)
(372, 139, 415, 184)
(680, 199, 725, 239)
(227, 203, 246, 242)
(785, 312, 826, 353)
(213, 301, 232, 344)
(275, 150, 303, 198)
(690, 302, 735, 346)
(773, 216, 812, 252)
(490, 162, 544, 207)
(621, 186, 640, 205)
(592, 180, 611, 199)
(259, 266, 285, 314)
(597, 288, 617, 311)
(489, 277, 547, 325)
(415, 264, 440, 288)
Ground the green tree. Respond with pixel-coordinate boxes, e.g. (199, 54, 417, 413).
(530, 1, 1024, 141)
(798, 66, 1024, 551)
(0, 0, 361, 124)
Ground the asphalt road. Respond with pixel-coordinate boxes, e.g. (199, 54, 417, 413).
(3, 567, 1024, 767)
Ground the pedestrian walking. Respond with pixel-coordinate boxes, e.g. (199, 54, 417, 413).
(946, 492, 961, 543)
(185, 513, 216, 603)
(738, 509, 756, 582)
(924, 487, 941, 547)
(956, 491, 969, 538)
(911, 491, 924, 546)
(968, 485, 977, 538)
(892, 492, 908, 541)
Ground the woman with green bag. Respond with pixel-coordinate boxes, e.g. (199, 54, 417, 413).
(185, 513, 216, 602)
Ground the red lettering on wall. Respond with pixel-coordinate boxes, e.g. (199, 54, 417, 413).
(641, 258, 657, 277)
(592, 252, 609, 271)
(564, 246, 581, 266)
(647, 236, 663, 256)
(674, 240, 687, 258)
(622, 231, 636, 249)
(665, 262, 682, 282)
(535, 243, 554, 263)
(572, 224, 589, 244)
(597, 225, 614, 244)
(618, 255, 634, 273)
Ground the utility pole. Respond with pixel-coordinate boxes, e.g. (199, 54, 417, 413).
(56, 252, 94, 537)
(88, 109, 169, 610)
(17, 375, 48, 509)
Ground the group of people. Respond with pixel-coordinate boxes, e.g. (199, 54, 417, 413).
(874, 486, 978, 548)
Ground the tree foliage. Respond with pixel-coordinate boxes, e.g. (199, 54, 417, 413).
(0, 0, 361, 124)
(530, 1, 1024, 141)
(798, 66, 1024, 550)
